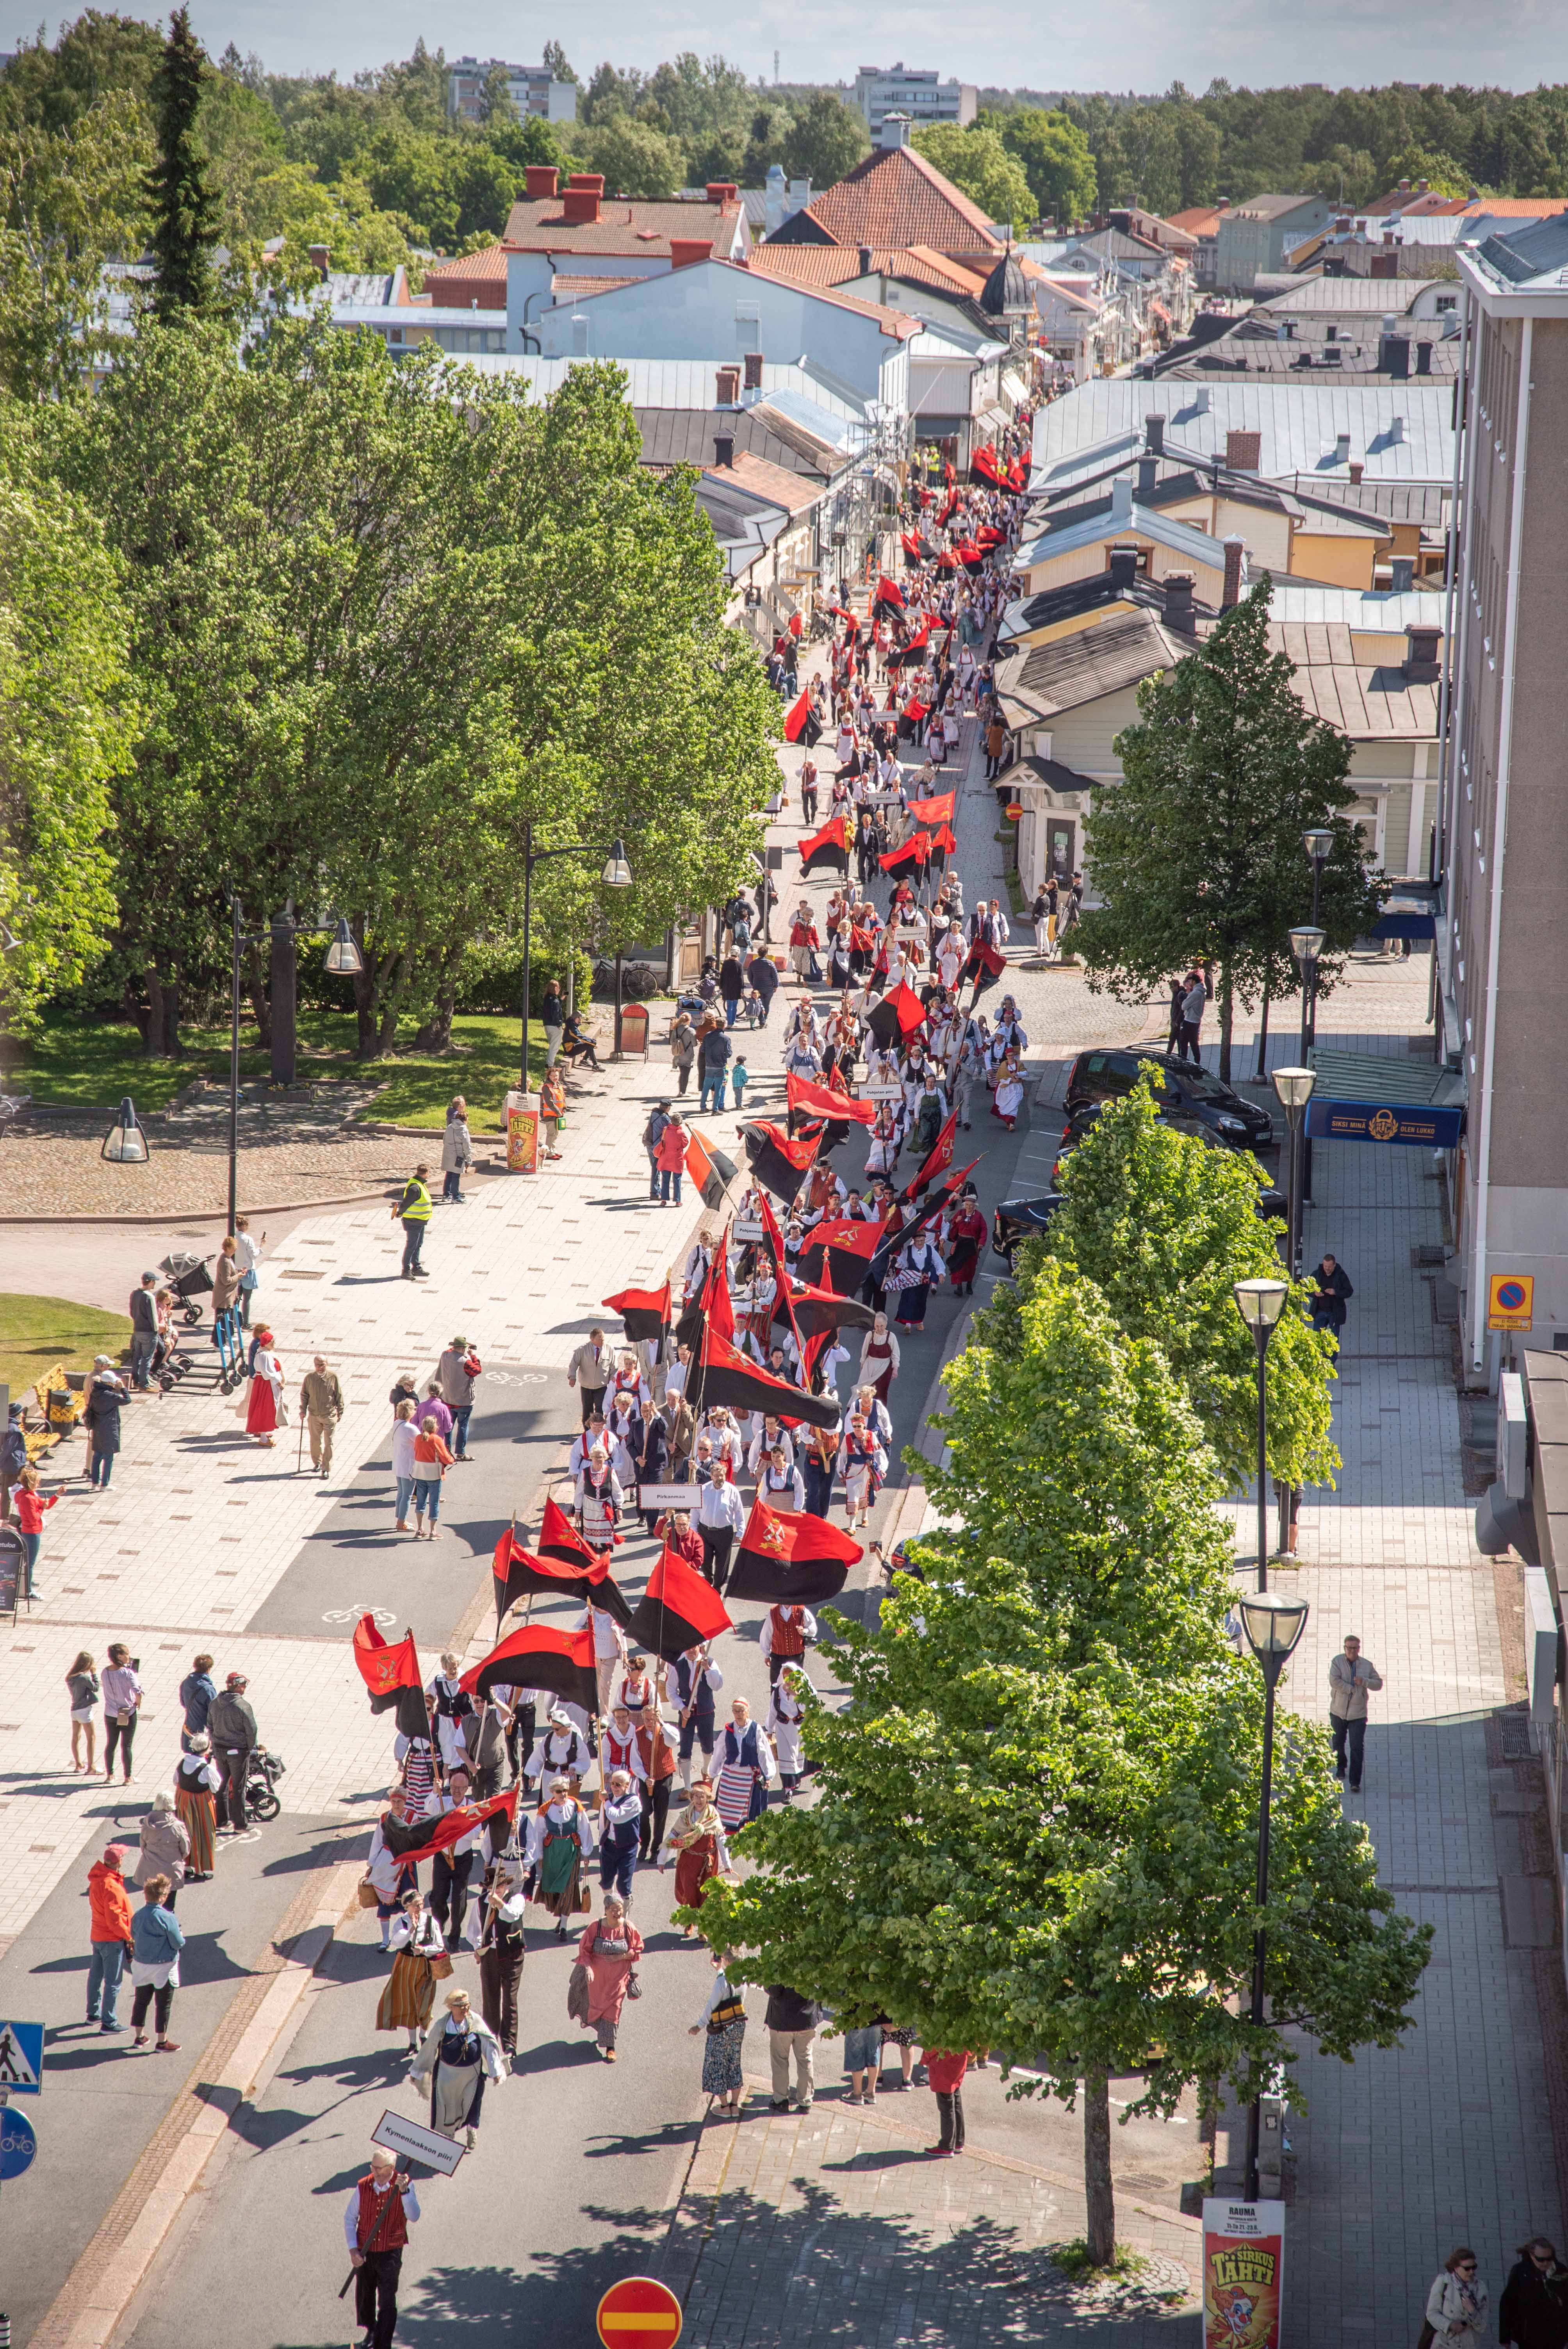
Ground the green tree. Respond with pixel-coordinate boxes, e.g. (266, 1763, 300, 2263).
(0, 89, 151, 400)
(0, 440, 137, 1030)
(696, 1263, 1428, 2261)
(476, 65, 516, 127)
(998, 107, 1096, 221)
(911, 123, 1036, 234)
(1075, 580, 1384, 1082)
(1039, 1078, 1340, 1493)
(542, 41, 576, 86)
(782, 91, 869, 190)
(1377, 143, 1471, 197)
(571, 115, 685, 200)
(145, 6, 219, 317)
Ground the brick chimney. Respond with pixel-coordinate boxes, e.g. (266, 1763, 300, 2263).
(713, 433, 735, 469)
(1403, 622, 1441, 681)
(1349, 459, 1364, 484)
(524, 164, 559, 200)
(1224, 428, 1261, 472)
(743, 351, 764, 389)
(1163, 571, 1196, 633)
(1144, 412, 1165, 454)
(716, 364, 741, 406)
(1221, 535, 1245, 610)
(307, 243, 330, 279)
(706, 181, 738, 206)
(561, 174, 604, 225)
(669, 238, 710, 269)
(1108, 543, 1140, 592)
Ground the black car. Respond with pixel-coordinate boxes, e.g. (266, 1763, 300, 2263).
(1066, 1048, 1276, 1153)
(991, 1192, 1064, 1269)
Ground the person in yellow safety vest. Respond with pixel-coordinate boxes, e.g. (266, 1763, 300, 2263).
(394, 1164, 433, 1280)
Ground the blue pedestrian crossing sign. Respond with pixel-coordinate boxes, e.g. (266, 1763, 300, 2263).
(0, 2020, 44, 2094)
(0, 2105, 37, 2180)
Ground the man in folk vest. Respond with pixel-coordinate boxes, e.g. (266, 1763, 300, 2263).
(345, 2146, 420, 2349)
(759, 1602, 818, 1686)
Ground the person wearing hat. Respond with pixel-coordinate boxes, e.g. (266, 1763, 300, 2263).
(410, 1983, 504, 2147)
(944, 1186, 987, 1297)
(128, 1270, 159, 1391)
(208, 1670, 258, 1834)
(436, 1335, 481, 1461)
(476, 1857, 527, 2071)
(83, 1356, 128, 1490)
(345, 2145, 420, 2349)
(393, 1164, 433, 1279)
(175, 1734, 222, 1878)
(86, 1843, 135, 2030)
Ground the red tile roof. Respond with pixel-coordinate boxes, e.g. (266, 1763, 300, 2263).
(763, 146, 1003, 262)
(499, 194, 742, 259)
(1166, 205, 1226, 237)
(419, 243, 508, 309)
(745, 241, 987, 299)
(705, 450, 824, 515)
(561, 255, 921, 339)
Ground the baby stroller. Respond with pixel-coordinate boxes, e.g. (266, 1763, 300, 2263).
(245, 1745, 285, 1822)
(158, 1250, 214, 1327)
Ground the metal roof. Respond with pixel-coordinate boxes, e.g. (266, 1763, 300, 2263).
(1017, 490, 1231, 576)
(1030, 381, 1454, 488)
(1265, 584, 1446, 628)
(428, 355, 876, 423)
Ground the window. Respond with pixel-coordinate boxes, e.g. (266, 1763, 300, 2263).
(1436, 295, 1456, 314)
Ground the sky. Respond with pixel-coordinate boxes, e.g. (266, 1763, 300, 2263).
(5, 0, 1567, 89)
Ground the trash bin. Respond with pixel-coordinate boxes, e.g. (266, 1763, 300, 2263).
(620, 1002, 650, 1058)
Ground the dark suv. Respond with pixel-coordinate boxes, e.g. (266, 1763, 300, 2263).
(1065, 1049, 1275, 1153)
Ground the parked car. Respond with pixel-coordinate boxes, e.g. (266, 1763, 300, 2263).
(993, 1106, 1286, 1274)
(1065, 1049, 1275, 1153)
(991, 1192, 1064, 1270)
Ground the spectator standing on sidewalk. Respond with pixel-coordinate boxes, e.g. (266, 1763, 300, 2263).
(175, 1736, 222, 1879)
(440, 1096, 473, 1203)
(541, 979, 566, 1068)
(698, 1023, 732, 1116)
(102, 1642, 142, 1784)
(1329, 1635, 1383, 1794)
(670, 1014, 696, 1096)
(14, 1467, 58, 1600)
(128, 1271, 159, 1390)
(232, 1215, 264, 1326)
(719, 950, 746, 1028)
(1424, 2250, 1489, 2344)
(540, 1062, 567, 1157)
(1178, 970, 1207, 1064)
(86, 1843, 134, 2031)
(394, 1165, 433, 1280)
(299, 1355, 344, 1479)
(656, 1111, 687, 1205)
(923, 2045, 970, 2155)
(178, 1652, 217, 1752)
(412, 1416, 454, 1540)
(68, 1649, 99, 1772)
(133, 1789, 191, 1909)
(0, 1399, 25, 1520)
(643, 1100, 672, 1200)
(209, 1670, 258, 1834)
(391, 1400, 417, 1531)
(437, 1336, 480, 1460)
(1499, 2237, 1568, 2349)
(129, 1871, 184, 2051)
(764, 1982, 822, 2112)
(1310, 1252, 1354, 1337)
(84, 1356, 127, 1490)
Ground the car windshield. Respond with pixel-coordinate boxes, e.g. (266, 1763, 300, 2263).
(1171, 1064, 1237, 1103)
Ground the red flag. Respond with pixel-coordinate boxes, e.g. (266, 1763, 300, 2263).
(492, 1528, 631, 1625)
(908, 790, 955, 825)
(903, 1106, 959, 1198)
(538, 1494, 601, 1568)
(390, 1786, 519, 1870)
(936, 550, 959, 572)
(697, 1328, 840, 1429)
(879, 829, 933, 874)
(743, 1119, 823, 1206)
(625, 1541, 735, 1661)
(931, 822, 957, 858)
(461, 1622, 599, 1714)
(683, 1125, 738, 1210)
(787, 1071, 876, 1127)
(865, 981, 928, 1051)
(704, 1234, 736, 1347)
(873, 574, 905, 610)
(903, 697, 930, 724)
(728, 1498, 862, 1602)
(783, 688, 820, 746)
(900, 530, 923, 560)
(962, 937, 1008, 996)
(799, 814, 850, 875)
(798, 1214, 886, 1293)
(602, 1281, 670, 1343)
(352, 1616, 422, 1713)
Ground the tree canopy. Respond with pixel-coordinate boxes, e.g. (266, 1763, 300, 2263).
(911, 123, 1036, 236)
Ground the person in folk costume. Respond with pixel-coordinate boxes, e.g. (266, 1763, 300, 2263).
(837, 1408, 888, 1527)
(746, 1414, 795, 1481)
(859, 1310, 902, 1405)
(907, 1077, 948, 1163)
(767, 1663, 810, 1799)
(575, 1445, 623, 1544)
(760, 1602, 818, 1686)
(670, 1777, 732, 1936)
(409, 1984, 504, 2150)
(365, 1788, 419, 1949)
(691, 1948, 748, 2117)
(475, 1853, 527, 2070)
(376, 1886, 447, 2053)
(618, 1649, 656, 1726)
(993, 1049, 1026, 1132)
(527, 1774, 594, 1940)
(802, 1159, 846, 1227)
(631, 1665, 678, 1864)
(759, 1442, 804, 1513)
(989, 996, 1029, 1066)
(672, 1643, 724, 1790)
(609, 1349, 651, 1419)
(571, 1891, 644, 2062)
(801, 1425, 839, 1520)
(174, 1733, 221, 1880)
(525, 1707, 594, 1795)
(426, 1652, 474, 1777)
(345, 2145, 420, 2349)
(864, 1103, 903, 1187)
(944, 1185, 988, 1296)
(422, 1763, 482, 1952)
(244, 1326, 283, 1445)
(597, 1766, 644, 1911)
(638, 1405, 671, 1537)
(951, 1024, 987, 1131)
(715, 1695, 775, 1832)
(606, 1390, 643, 1490)
(599, 1705, 648, 1808)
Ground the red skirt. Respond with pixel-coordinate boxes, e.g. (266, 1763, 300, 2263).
(246, 1377, 279, 1434)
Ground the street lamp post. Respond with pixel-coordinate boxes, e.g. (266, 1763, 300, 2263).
(1270, 1065, 1316, 1278)
(1237, 1586, 1310, 2202)
(101, 1096, 150, 1163)
(1288, 924, 1325, 1212)
(1298, 829, 1333, 1207)
(517, 825, 633, 1093)
(228, 902, 362, 1235)
(1233, 1277, 1289, 1592)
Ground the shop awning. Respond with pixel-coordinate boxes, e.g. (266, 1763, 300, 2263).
(1372, 888, 1438, 942)
(1304, 1048, 1465, 1149)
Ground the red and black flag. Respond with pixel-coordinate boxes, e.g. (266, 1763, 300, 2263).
(959, 546, 988, 570)
(782, 1273, 877, 1340)
(897, 1159, 983, 1248)
(1007, 455, 1029, 492)
(727, 1497, 863, 1604)
(743, 1119, 823, 1207)
(783, 688, 822, 747)
(937, 487, 959, 526)
(684, 1125, 738, 1211)
(865, 981, 928, 1054)
(698, 1327, 841, 1430)
(872, 574, 905, 612)
(352, 1617, 428, 1741)
(879, 829, 933, 878)
(799, 814, 850, 877)
(388, 1786, 520, 1870)
(977, 524, 1007, 548)
(625, 1541, 734, 1663)
(752, 1189, 807, 1365)
(797, 1214, 884, 1295)
(787, 1071, 876, 1128)
(908, 790, 955, 827)
(936, 549, 959, 572)
(902, 1107, 959, 1200)
(962, 937, 1008, 997)
(971, 445, 1003, 487)
(602, 1280, 670, 1345)
(899, 529, 923, 562)
(674, 1231, 735, 1358)
(460, 1621, 599, 1715)
(492, 1527, 633, 1627)
(943, 459, 956, 486)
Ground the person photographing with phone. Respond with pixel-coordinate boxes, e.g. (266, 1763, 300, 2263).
(344, 2145, 420, 2349)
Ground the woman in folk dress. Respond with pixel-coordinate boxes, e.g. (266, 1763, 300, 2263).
(573, 1893, 644, 2060)
(767, 1665, 809, 1799)
(714, 1698, 774, 1832)
(173, 1735, 221, 1879)
(245, 1328, 283, 1445)
(410, 1985, 504, 2149)
(376, 1887, 446, 2052)
(837, 1411, 888, 1531)
(527, 1777, 594, 1941)
(690, 1951, 748, 2116)
(993, 1051, 1026, 1133)
(670, 1778, 730, 1935)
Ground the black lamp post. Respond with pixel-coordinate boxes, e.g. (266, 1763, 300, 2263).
(1236, 1585, 1310, 2201)
(1288, 923, 1325, 1211)
(1302, 831, 1334, 1046)
(1233, 1276, 1288, 1592)
(1271, 1064, 1315, 1279)
(101, 1096, 149, 1163)
(228, 902, 362, 1234)
(517, 825, 633, 1091)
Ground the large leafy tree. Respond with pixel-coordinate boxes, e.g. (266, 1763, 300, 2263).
(996, 107, 1097, 222)
(1075, 580, 1383, 1082)
(783, 93, 869, 191)
(696, 1265, 1428, 2261)
(911, 124, 1037, 235)
(146, 7, 219, 318)
(1039, 1080, 1340, 1493)
(0, 90, 150, 400)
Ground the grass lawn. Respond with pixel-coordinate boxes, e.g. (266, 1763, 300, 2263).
(0, 1294, 132, 1408)
(4, 1011, 546, 1127)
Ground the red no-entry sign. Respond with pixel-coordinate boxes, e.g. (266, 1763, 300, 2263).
(595, 2276, 683, 2349)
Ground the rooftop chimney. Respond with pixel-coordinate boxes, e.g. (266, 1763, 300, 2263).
(1189, 385, 1210, 414)
(1388, 411, 1405, 443)
(1221, 535, 1245, 610)
(1224, 428, 1261, 471)
(706, 181, 738, 207)
(713, 433, 735, 470)
(743, 351, 763, 389)
(1163, 571, 1196, 632)
(1108, 475, 1133, 523)
(524, 164, 559, 200)
(561, 173, 604, 225)
(1404, 622, 1441, 681)
(308, 242, 330, 279)
(1108, 543, 1140, 592)
(857, 243, 873, 276)
(1137, 454, 1157, 497)
(1144, 412, 1166, 454)
(1335, 431, 1352, 463)
(879, 111, 912, 150)
(1381, 333, 1410, 380)
(669, 237, 711, 269)
(1391, 556, 1415, 592)
(716, 364, 741, 406)
(1415, 340, 1433, 375)
(1349, 459, 1364, 484)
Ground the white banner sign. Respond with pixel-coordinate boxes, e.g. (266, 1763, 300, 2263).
(373, 2108, 466, 2177)
(857, 1083, 905, 1101)
(636, 1484, 698, 1511)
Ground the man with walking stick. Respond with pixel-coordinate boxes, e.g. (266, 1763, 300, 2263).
(342, 2144, 420, 2349)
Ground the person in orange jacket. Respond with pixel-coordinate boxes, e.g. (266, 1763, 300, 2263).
(86, 1843, 135, 2032)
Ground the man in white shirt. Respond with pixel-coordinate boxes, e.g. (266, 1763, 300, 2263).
(423, 1764, 481, 1950)
(695, 1457, 746, 1592)
(345, 2148, 419, 2348)
(525, 1711, 593, 1790)
(663, 1344, 691, 1408)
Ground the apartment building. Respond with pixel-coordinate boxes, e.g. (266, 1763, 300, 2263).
(852, 63, 976, 136)
(445, 57, 576, 123)
(1443, 217, 1568, 1366)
